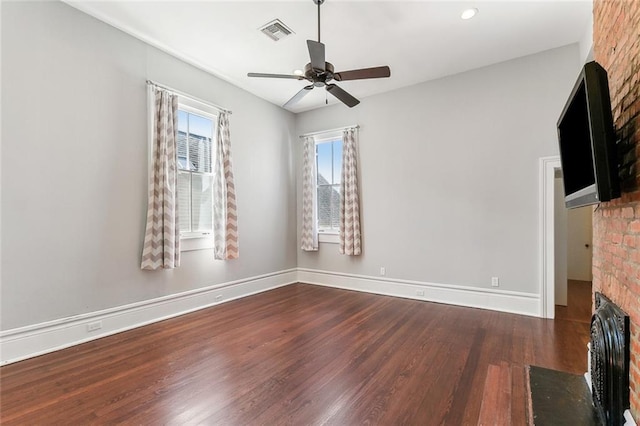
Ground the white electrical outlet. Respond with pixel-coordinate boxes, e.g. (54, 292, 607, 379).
(491, 277, 500, 287)
(380, 267, 386, 276)
(416, 289, 425, 297)
(87, 321, 102, 332)
(215, 295, 223, 302)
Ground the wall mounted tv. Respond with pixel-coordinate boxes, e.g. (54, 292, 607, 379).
(557, 61, 620, 209)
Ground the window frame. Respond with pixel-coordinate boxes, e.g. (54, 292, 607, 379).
(314, 131, 343, 244)
(176, 102, 217, 241)
(147, 92, 219, 252)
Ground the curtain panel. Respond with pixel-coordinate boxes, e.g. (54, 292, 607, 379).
(141, 88, 181, 270)
(340, 128, 361, 255)
(301, 136, 319, 251)
(213, 112, 239, 260)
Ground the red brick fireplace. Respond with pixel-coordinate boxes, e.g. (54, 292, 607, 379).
(592, 0, 640, 421)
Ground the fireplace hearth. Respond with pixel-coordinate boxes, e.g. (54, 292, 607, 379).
(590, 292, 630, 426)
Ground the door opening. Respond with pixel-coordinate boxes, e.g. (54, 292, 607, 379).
(540, 156, 593, 320)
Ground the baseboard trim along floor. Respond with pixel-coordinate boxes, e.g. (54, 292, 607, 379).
(0, 269, 298, 365)
(1, 268, 542, 365)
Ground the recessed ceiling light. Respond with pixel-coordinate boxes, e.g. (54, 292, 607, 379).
(293, 69, 304, 76)
(461, 8, 478, 20)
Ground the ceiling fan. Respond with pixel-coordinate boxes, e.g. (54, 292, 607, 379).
(247, 0, 391, 109)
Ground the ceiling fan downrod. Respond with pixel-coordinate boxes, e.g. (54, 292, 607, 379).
(314, 0, 325, 43)
(247, 0, 391, 109)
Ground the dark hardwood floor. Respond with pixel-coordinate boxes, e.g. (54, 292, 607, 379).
(555, 280, 593, 323)
(0, 284, 590, 425)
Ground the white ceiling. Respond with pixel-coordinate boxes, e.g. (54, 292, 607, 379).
(65, 0, 593, 113)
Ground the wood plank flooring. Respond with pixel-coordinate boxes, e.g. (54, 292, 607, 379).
(555, 280, 593, 323)
(0, 284, 590, 425)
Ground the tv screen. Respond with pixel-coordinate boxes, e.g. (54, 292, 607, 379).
(557, 61, 619, 209)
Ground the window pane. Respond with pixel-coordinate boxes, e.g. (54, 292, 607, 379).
(178, 110, 188, 134)
(332, 141, 342, 184)
(189, 134, 212, 173)
(317, 185, 332, 229)
(176, 108, 216, 238)
(331, 185, 341, 229)
(177, 117, 189, 170)
(316, 142, 332, 185)
(189, 113, 213, 140)
(177, 171, 191, 233)
(191, 174, 213, 232)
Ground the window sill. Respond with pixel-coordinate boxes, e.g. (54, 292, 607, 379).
(318, 232, 339, 244)
(180, 237, 214, 252)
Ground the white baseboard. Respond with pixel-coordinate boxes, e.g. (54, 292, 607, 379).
(297, 268, 540, 317)
(0, 269, 297, 365)
(0, 268, 542, 365)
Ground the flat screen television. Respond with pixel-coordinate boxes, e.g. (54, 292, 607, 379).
(557, 61, 620, 209)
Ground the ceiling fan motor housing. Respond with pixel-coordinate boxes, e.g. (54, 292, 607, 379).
(305, 62, 334, 86)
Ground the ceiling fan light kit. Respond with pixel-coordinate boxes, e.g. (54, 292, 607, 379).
(461, 8, 479, 20)
(248, 0, 391, 109)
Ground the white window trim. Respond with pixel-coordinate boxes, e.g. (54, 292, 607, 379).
(147, 89, 219, 252)
(314, 131, 343, 243)
(176, 101, 217, 241)
(318, 231, 340, 244)
(181, 236, 214, 252)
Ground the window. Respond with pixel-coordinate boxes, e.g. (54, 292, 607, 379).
(315, 135, 343, 236)
(176, 101, 216, 240)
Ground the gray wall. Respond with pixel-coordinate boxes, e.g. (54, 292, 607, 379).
(1, 1, 584, 332)
(567, 206, 593, 282)
(555, 176, 568, 306)
(1, 1, 297, 330)
(296, 44, 581, 294)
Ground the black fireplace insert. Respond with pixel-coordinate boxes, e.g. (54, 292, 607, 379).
(590, 292, 630, 426)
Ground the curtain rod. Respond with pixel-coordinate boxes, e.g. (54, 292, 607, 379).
(299, 124, 360, 138)
(146, 80, 232, 115)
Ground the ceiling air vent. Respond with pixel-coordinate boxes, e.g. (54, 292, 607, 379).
(260, 19, 294, 41)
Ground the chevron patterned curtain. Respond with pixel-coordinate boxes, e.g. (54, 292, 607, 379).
(213, 112, 239, 260)
(141, 88, 180, 270)
(340, 128, 361, 255)
(301, 136, 319, 251)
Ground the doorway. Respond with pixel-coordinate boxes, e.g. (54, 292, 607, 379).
(539, 156, 593, 320)
(554, 171, 593, 322)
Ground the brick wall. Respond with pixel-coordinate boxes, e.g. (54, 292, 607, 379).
(592, 0, 640, 420)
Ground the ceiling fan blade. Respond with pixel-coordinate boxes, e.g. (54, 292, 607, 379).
(248, 72, 305, 80)
(307, 40, 325, 72)
(283, 84, 315, 108)
(326, 84, 360, 108)
(334, 66, 391, 81)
